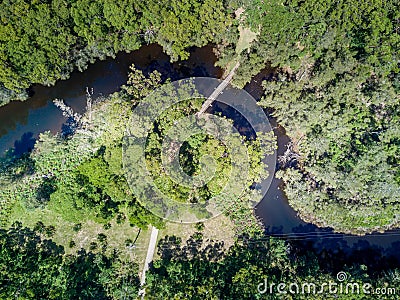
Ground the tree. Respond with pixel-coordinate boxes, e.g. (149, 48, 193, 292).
(227, 0, 400, 233)
(146, 233, 397, 299)
(0, 223, 140, 299)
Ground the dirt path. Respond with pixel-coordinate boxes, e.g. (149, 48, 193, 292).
(139, 58, 241, 298)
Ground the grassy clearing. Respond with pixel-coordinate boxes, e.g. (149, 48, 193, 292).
(236, 26, 258, 54)
(235, 7, 259, 55)
(154, 214, 236, 260)
(7, 202, 149, 264)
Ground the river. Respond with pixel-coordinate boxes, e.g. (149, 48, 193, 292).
(0, 43, 399, 272)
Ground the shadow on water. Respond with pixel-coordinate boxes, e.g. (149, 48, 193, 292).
(0, 44, 222, 157)
(0, 132, 36, 165)
(243, 64, 400, 271)
(212, 102, 256, 140)
(13, 132, 36, 158)
(0, 43, 399, 271)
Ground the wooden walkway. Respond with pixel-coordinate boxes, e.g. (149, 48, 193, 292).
(138, 226, 159, 298)
(197, 61, 240, 116)
(138, 60, 240, 298)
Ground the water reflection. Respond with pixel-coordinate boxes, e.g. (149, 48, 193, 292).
(0, 43, 398, 270)
(0, 44, 222, 155)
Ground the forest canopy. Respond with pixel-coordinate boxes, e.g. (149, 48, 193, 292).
(0, 0, 231, 106)
(230, 0, 400, 233)
(0, 0, 400, 298)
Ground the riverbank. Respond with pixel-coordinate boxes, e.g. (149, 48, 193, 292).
(0, 42, 399, 271)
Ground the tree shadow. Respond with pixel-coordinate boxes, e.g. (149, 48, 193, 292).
(277, 222, 400, 274)
(1, 222, 139, 299)
(61, 116, 78, 137)
(156, 234, 226, 262)
(12, 132, 36, 158)
(0, 133, 36, 180)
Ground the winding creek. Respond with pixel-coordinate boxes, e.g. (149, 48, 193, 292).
(0, 44, 399, 271)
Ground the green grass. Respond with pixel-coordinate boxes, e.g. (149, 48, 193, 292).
(154, 214, 236, 260)
(7, 201, 148, 264)
(236, 25, 258, 54)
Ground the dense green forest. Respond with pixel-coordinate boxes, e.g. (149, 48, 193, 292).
(0, 0, 231, 106)
(145, 233, 400, 299)
(0, 67, 162, 228)
(0, 223, 140, 299)
(0, 65, 272, 233)
(219, 0, 400, 234)
(0, 65, 274, 297)
(1, 0, 400, 298)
